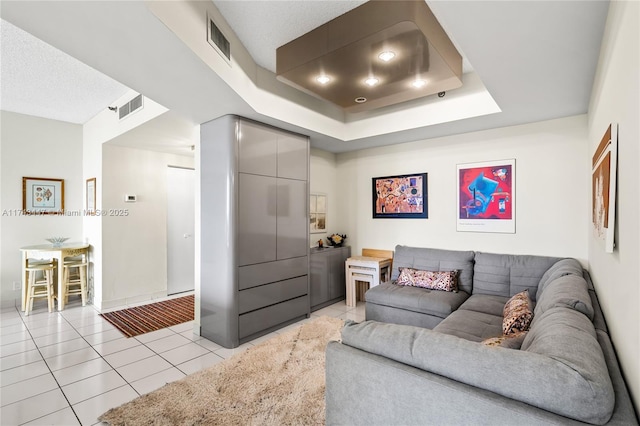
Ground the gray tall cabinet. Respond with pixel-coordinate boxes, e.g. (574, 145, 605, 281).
(200, 116, 309, 348)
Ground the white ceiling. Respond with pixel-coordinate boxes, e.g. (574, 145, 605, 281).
(0, 19, 129, 124)
(0, 1, 609, 153)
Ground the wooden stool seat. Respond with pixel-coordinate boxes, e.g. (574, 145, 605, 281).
(25, 262, 56, 315)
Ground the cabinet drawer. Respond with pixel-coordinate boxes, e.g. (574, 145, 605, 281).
(239, 276, 308, 314)
(239, 295, 309, 338)
(238, 256, 308, 290)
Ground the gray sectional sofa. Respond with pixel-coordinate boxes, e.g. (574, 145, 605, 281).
(326, 245, 638, 425)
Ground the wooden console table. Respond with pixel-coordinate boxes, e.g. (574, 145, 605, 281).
(345, 255, 392, 307)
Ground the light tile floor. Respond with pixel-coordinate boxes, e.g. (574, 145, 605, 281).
(0, 297, 365, 425)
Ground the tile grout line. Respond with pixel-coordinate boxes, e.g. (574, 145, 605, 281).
(3, 300, 356, 425)
(11, 306, 84, 426)
(60, 306, 146, 412)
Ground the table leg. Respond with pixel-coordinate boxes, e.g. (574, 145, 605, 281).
(346, 271, 356, 308)
(372, 270, 380, 287)
(56, 253, 64, 311)
(21, 251, 28, 311)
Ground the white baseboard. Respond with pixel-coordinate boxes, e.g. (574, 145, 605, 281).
(0, 297, 19, 309)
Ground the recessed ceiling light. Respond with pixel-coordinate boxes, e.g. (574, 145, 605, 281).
(355, 97, 367, 103)
(364, 77, 379, 87)
(315, 75, 331, 85)
(378, 51, 396, 62)
(411, 79, 427, 89)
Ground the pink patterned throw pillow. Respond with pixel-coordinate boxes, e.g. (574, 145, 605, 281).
(502, 290, 534, 335)
(395, 268, 458, 292)
(396, 268, 415, 286)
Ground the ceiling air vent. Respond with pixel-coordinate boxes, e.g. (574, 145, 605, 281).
(207, 13, 231, 63)
(119, 94, 143, 120)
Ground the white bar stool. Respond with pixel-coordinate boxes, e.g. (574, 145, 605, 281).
(25, 261, 56, 315)
(62, 256, 88, 308)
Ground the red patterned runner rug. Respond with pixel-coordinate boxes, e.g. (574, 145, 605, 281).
(100, 295, 194, 338)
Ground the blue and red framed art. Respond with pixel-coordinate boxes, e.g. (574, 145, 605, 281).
(457, 159, 515, 233)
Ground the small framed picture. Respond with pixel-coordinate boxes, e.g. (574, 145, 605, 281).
(86, 178, 96, 214)
(309, 193, 327, 233)
(22, 177, 64, 214)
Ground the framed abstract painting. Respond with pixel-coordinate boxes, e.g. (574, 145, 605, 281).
(457, 159, 515, 233)
(592, 124, 617, 253)
(372, 173, 427, 219)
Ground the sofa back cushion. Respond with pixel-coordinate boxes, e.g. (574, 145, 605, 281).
(537, 258, 584, 295)
(473, 252, 561, 300)
(391, 246, 475, 294)
(535, 274, 594, 320)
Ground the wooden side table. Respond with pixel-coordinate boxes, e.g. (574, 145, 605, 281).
(345, 256, 392, 307)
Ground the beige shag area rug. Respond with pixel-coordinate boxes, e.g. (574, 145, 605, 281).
(99, 316, 344, 425)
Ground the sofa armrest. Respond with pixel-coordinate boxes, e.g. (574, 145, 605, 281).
(340, 320, 614, 425)
(326, 341, 586, 425)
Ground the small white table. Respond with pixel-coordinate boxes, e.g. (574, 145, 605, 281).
(345, 256, 392, 307)
(20, 242, 90, 311)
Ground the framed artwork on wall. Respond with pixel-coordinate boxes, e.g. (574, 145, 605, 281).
(457, 159, 515, 233)
(592, 124, 617, 253)
(372, 173, 428, 219)
(22, 177, 65, 215)
(86, 177, 96, 214)
(309, 193, 327, 233)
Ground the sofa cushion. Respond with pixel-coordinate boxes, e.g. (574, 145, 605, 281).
(342, 319, 614, 425)
(458, 294, 510, 317)
(396, 268, 458, 292)
(433, 309, 503, 342)
(537, 258, 584, 296)
(365, 282, 469, 319)
(481, 331, 527, 349)
(473, 252, 561, 300)
(502, 290, 534, 335)
(535, 275, 594, 320)
(391, 246, 475, 294)
(521, 307, 614, 423)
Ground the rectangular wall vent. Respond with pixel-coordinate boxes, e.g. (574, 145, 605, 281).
(207, 13, 231, 63)
(118, 94, 144, 120)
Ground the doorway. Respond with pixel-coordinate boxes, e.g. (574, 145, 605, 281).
(167, 166, 195, 295)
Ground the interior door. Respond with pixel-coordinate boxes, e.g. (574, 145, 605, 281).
(167, 166, 195, 295)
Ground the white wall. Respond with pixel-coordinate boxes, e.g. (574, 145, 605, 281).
(309, 148, 339, 246)
(0, 111, 83, 306)
(335, 115, 589, 262)
(82, 90, 168, 309)
(101, 144, 193, 308)
(587, 0, 639, 411)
